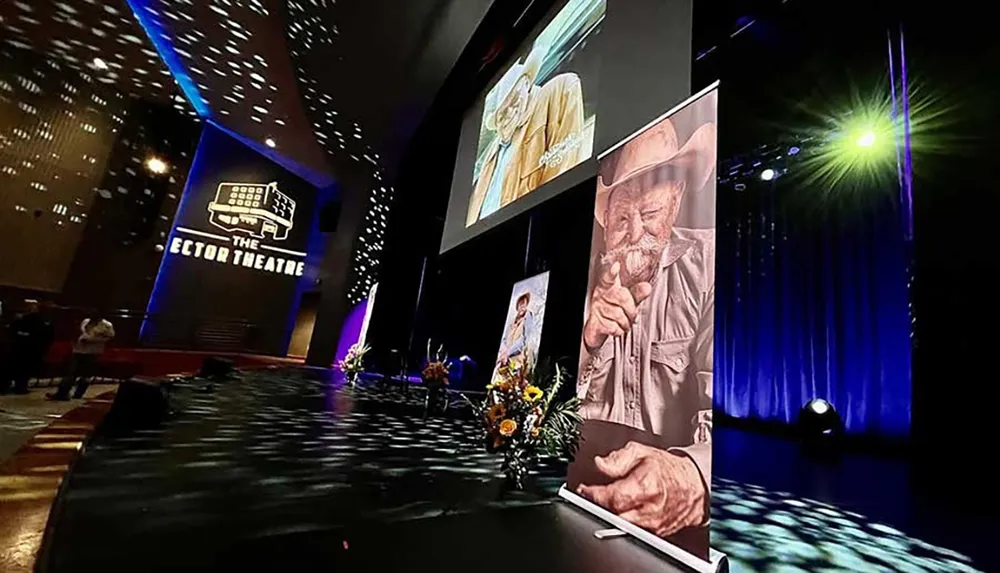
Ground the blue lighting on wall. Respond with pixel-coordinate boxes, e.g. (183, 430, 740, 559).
(125, 0, 211, 117)
(208, 120, 336, 189)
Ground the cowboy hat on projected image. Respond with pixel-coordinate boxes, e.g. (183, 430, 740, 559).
(568, 89, 718, 561)
(466, 0, 605, 228)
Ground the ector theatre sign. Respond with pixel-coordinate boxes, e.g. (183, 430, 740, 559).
(168, 182, 307, 277)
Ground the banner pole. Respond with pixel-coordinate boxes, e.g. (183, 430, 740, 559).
(559, 486, 729, 573)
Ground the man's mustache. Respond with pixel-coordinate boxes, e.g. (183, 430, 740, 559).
(601, 235, 664, 272)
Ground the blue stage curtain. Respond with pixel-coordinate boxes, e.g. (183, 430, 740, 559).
(715, 183, 912, 436)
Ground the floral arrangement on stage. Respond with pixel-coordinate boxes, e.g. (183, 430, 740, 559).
(473, 359, 582, 489)
(337, 343, 370, 386)
(421, 340, 450, 389)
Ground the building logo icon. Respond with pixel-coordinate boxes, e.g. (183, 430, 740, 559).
(207, 182, 296, 241)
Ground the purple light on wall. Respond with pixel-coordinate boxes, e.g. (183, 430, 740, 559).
(334, 298, 369, 368)
(899, 27, 915, 240)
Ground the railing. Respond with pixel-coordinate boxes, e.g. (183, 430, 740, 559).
(1, 305, 290, 357)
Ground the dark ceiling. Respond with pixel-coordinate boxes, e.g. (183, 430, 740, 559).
(0, 0, 190, 112)
(1, 0, 495, 188)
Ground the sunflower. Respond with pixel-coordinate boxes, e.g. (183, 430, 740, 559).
(499, 419, 517, 437)
(487, 403, 506, 423)
(522, 385, 543, 403)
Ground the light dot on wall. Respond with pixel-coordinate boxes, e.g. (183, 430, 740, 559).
(145, 156, 169, 175)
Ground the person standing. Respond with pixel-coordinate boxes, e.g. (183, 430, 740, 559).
(48, 310, 115, 401)
(2, 300, 55, 394)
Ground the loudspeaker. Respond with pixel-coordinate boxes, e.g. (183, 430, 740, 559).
(319, 201, 342, 233)
(199, 356, 234, 379)
(108, 378, 169, 428)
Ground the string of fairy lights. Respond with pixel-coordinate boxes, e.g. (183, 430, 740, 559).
(285, 0, 394, 307)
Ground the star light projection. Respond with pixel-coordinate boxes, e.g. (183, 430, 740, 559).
(0, 0, 190, 109)
(1, 0, 396, 303)
(124, 0, 333, 182)
(286, 0, 394, 306)
(0, 0, 198, 291)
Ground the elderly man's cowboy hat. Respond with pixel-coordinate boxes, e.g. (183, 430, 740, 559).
(485, 43, 547, 131)
(595, 119, 717, 228)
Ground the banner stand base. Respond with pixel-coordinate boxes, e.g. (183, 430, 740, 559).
(559, 485, 729, 573)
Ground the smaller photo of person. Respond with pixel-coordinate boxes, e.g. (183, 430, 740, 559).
(491, 271, 551, 380)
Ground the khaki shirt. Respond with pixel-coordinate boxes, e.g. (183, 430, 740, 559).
(577, 227, 715, 479)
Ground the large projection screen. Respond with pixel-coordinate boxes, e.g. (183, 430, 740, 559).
(442, 0, 606, 252)
(441, 0, 694, 253)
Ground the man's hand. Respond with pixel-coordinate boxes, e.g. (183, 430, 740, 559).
(577, 442, 707, 538)
(582, 262, 652, 352)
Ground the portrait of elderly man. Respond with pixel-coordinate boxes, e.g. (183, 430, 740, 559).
(467, 43, 586, 227)
(568, 97, 717, 549)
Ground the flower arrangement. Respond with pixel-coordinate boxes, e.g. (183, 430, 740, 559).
(337, 343, 370, 386)
(474, 359, 582, 489)
(421, 340, 450, 389)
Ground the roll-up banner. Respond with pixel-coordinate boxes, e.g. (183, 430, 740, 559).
(566, 84, 720, 570)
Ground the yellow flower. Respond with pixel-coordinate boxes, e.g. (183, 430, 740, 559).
(487, 403, 506, 423)
(499, 419, 517, 437)
(530, 427, 541, 439)
(522, 385, 543, 403)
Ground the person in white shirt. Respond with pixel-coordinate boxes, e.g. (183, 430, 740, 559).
(48, 310, 115, 401)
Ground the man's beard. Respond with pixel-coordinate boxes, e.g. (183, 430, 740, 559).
(601, 234, 666, 287)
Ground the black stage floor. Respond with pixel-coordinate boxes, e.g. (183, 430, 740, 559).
(42, 368, 988, 572)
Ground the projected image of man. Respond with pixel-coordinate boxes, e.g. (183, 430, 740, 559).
(467, 43, 585, 226)
(574, 115, 717, 540)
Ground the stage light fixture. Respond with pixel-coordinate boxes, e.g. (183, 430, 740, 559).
(92, 57, 109, 71)
(856, 130, 877, 148)
(145, 156, 169, 175)
(265, 137, 276, 148)
(760, 168, 776, 181)
(799, 398, 842, 438)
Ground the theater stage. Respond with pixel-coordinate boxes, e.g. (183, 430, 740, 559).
(39, 368, 987, 572)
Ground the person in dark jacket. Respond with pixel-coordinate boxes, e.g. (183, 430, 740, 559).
(2, 300, 55, 394)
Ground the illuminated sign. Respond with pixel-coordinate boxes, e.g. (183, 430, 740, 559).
(208, 182, 296, 240)
(168, 181, 306, 277)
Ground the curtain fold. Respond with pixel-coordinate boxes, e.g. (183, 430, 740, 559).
(715, 182, 911, 436)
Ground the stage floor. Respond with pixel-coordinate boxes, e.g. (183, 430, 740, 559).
(40, 368, 987, 572)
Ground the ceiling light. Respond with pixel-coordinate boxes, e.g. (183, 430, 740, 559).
(92, 57, 109, 71)
(265, 137, 276, 148)
(145, 157, 168, 175)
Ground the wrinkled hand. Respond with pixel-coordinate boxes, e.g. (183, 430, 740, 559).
(582, 262, 652, 352)
(577, 441, 707, 538)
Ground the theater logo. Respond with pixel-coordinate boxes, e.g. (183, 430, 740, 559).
(207, 182, 295, 241)
(168, 181, 307, 277)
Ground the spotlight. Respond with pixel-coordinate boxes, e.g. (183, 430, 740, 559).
(799, 398, 842, 440)
(265, 137, 276, 148)
(145, 157, 169, 175)
(856, 130, 877, 149)
(760, 168, 776, 181)
(92, 57, 109, 71)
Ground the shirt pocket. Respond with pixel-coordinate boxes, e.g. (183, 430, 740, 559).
(650, 337, 692, 375)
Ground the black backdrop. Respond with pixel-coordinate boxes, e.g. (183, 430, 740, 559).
(409, 179, 596, 389)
